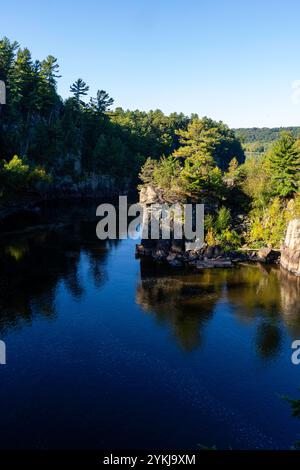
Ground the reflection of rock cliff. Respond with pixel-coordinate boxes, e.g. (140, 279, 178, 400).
(136, 262, 223, 351)
(277, 268, 300, 337)
(226, 264, 300, 344)
(281, 219, 300, 275)
(137, 260, 300, 356)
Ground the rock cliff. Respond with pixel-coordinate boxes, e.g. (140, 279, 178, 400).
(281, 219, 300, 276)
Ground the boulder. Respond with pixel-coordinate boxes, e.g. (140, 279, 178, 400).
(228, 251, 248, 262)
(213, 245, 224, 258)
(171, 238, 185, 253)
(168, 258, 183, 267)
(203, 245, 224, 259)
(139, 185, 160, 204)
(157, 239, 171, 251)
(257, 247, 280, 263)
(188, 250, 199, 261)
(152, 249, 167, 261)
(166, 253, 177, 262)
(204, 246, 215, 259)
(248, 250, 258, 260)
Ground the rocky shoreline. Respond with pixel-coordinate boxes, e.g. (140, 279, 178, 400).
(137, 186, 300, 275)
(136, 242, 281, 269)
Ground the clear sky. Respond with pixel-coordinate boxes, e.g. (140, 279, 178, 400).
(1, 0, 300, 127)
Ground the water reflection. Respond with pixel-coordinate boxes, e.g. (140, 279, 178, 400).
(136, 260, 300, 357)
(0, 218, 113, 334)
(1, 207, 300, 361)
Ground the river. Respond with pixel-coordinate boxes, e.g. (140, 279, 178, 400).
(0, 201, 300, 449)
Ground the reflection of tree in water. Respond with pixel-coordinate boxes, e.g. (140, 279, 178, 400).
(137, 260, 300, 358)
(0, 219, 112, 334)
(221, 264, 300, 360)
(136, 260, 223, 351)
(255, 321, 282, 359)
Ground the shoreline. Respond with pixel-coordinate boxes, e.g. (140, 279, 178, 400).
(136, 242, 281, 271)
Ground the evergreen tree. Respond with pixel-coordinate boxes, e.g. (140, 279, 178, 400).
(90, 89, 114, 113)
(0, 37, 18, 81)
(174, 117, 245, 170)
(69, 78, 89, 104)
(266, 132, 300, 197)
(40, 55, 61, 88)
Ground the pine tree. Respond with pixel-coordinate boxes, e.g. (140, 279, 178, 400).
(266, 132, 300, 197)
(0, 37, 18, 81)
(69, 78, 89, 104)
(90, 89, 114, 113)
(40, 56, 61, 88)
(173, 117, 245, 170)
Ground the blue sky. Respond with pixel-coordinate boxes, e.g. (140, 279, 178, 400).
(1, 0, 300, 127)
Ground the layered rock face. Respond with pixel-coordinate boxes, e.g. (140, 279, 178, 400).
(281, 219, 300, 275)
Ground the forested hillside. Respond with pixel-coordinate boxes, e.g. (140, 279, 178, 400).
(140, 126, 300, 248)
(235, 127, 300, 143)
(1, 36, 300, 250)
(0, 37, 193, 200)
(235, 127, 300, 156)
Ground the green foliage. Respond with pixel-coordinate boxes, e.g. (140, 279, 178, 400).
(0, 37, 191, 181)
(240, 155, 272, 209)
(265, 132, 300, 198)
(152, 156, 181, 190)
(242, 134, 300, 249)
(1, 35, 299, 252)
(154, 116, 245, 201)
(224, 157, 241, 185)
(139, 157, 158, 185)
(247, 197, 289, 248)
(179, 152, 225, 200)
(111, 108, 190, 159)
(204, 207, 241, 249)
(235, 126, 300, 144)
(174, 117, 245, 170)
(290, 193, 300, 218)
(69, 78, 89, 104)
(90, 90, 114, 113)
(215, 206, 231, 232)
(139, 155, 182, 198)
(0, 155, 50, 197)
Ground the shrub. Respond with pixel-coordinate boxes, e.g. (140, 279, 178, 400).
(0, 155, 51, 199)
(247, 197, 288, 248)
(204, 207, 241, 249)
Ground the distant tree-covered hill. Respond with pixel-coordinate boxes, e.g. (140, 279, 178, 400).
(234, 127, 300, 155)
(234, 127, 300, 143)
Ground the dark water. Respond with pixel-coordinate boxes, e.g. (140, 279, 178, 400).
(0, 202, 300, 450)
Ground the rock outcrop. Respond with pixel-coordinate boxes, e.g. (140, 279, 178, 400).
(257, 247, 280, 263)
(280, 219, 300, 276)
(137, 185, 281, 270)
